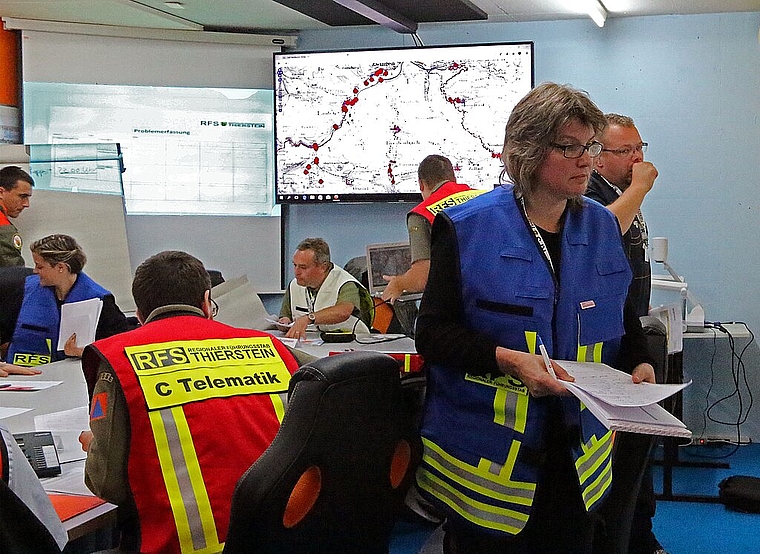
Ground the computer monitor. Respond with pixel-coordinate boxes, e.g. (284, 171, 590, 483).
(365, 242, 412, 297)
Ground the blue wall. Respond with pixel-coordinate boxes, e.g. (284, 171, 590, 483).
(285, 12, 760, 333)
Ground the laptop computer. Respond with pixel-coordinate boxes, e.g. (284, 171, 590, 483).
(365, 242, 421, 302)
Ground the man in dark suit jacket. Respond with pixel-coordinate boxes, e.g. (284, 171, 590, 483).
(586, 114, 665, 554)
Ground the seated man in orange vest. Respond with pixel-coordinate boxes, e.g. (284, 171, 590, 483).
(80, 251, 312, 553)
(381, 155, 483, 303)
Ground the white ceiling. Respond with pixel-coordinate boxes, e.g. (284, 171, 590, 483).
(1, 0, 759, 33)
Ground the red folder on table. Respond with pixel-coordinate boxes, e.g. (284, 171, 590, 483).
(48, 493, 106, 521)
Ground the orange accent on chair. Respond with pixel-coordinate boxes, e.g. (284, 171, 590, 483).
(389, 439, 411, 489)
(223, 351, 419, 554)
(283, 466, 322, 528)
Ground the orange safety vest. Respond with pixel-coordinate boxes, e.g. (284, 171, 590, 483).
(409, 181, 484, 224)
(88, 315, 300, 554)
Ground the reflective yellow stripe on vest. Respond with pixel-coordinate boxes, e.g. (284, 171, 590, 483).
(271, 392, 287, 422)
(577, 341, 603, 363)
(490, 331, 539, 433)
(418, 437, 535, 534)
(493, 388, 528, 433)
(149, 407, 223, 554)
(575, 429, 613, 509)
(574, 339, 613, 509)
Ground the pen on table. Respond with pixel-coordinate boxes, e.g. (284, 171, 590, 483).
(537, 335, 557, 379)
(0, 384, 12, 389)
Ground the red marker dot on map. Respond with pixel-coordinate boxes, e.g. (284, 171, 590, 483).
(333, 124, 339, 130)
(341, 105, 348, 113)
(314, 157, 319, 164)
(303, 170, 309, 175)
(353, 87, 359, 94)
(364, 80, 369, 86)
(312, 143, 319, 151)
(318, 179, 324, 184)
(306, 164, 312, 170)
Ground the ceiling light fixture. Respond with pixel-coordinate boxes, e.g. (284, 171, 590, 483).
(568, 0, 607, 28)
(331, 0, 418, 34)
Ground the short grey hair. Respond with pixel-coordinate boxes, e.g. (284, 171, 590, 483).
(296, 238, 331, 265)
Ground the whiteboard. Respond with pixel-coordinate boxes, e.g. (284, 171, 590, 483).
(15, 189, 135, 312)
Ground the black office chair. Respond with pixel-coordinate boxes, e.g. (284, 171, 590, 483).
(0, 266, 33, 349)
(0, 432, 63, 554)
(343, 255, 417, 336)
(222, 351, 418, 554)
(641, 315, 669, 387)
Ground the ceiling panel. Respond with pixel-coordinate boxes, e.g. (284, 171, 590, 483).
(1, 0, 759, 33)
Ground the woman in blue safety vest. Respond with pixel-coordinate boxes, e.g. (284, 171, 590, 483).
(6, 234, 128, 368)
(414, 83, 656, 554)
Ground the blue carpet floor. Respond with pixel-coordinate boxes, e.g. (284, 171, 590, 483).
(390, 442, 760, 554)
(652, 442, 760, 554)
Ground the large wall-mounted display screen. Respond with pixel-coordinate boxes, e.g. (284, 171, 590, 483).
(274, 42, 533, 204)
(24, 83, 275, 216)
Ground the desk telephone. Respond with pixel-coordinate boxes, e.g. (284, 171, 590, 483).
(13, 431, 62, 477)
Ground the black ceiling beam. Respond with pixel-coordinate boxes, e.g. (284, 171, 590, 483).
(332, 0, 418, 33)
(272, 0, 488, 33)
(381, 0, 487, 24)
(271, 0, 374, 27)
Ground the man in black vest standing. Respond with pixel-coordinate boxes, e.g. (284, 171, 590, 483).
(587, 113, 664, 554)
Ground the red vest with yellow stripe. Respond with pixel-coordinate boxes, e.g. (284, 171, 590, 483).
(409, 181, 483, 224)
(90, 315, 300, 554)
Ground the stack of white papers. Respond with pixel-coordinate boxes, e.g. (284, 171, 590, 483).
(558, 360, 692, 438)
(58, 297, 103, 350)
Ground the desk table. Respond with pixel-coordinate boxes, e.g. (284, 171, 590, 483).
(0, 359, 117, 542)
(290, 333, 416, 357)
(43, 460, 117, 542)
(681, 323, 758, 441)
(0, 359, 88, 432)
(657, 323, 756, 502)
(280, 332, 423, 377)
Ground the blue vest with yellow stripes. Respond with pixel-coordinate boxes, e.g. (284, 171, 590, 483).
(417, 185, 632, 536)
(8, 273, 110, 366)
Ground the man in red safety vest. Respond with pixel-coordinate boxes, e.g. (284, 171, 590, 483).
(81, 250, 312, 553)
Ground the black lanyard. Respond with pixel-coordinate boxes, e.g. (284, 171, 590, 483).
(519, 196, 556, 277)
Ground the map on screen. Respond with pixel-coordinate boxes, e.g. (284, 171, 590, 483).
(274, 42, 533, 204)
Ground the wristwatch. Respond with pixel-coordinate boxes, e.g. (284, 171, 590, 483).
(308, 312, 316, 323)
